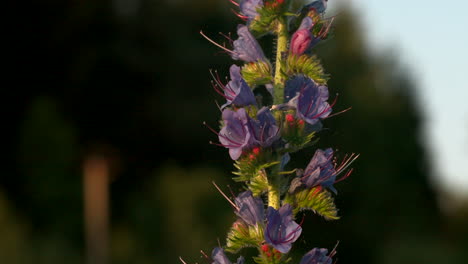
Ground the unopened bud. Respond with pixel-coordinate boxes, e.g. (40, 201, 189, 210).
(290, 29, 312, 55)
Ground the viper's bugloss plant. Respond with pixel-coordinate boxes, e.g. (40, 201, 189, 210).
(184, 1, 360, 263)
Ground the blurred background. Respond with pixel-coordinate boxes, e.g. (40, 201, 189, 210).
(4, 0, 467, 263)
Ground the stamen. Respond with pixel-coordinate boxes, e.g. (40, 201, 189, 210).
(209, 70, 236, 99)
(200, 250, 209, 259)
(326, 106, 352, 119)
(203, 121, 220, 136)
(214, 100, 223, 112)
(219, 32, 234, 46)
(209, 141, 240, 148)
(200, 31, 235, 54)
(179, 257, 188, 264)
(297, 215, 305, 227)
(230, 9, 248, 21)
(334, 168, 353, 183)
(308, 93, 338, 120)
(336, 153, 360, 174)
(227, 184, 236, 198)
(209, 70, 225, 89)
(228, 0, 239, 7)
(212, 181, 240, 210)
(319, 17, 334, 38)
(330, 240, 339, 258)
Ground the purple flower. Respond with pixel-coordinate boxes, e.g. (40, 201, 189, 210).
(239, 0, 263, 21)
(265, 204, 302, 253)
(234, 190, 264, 226)
(299, 248, 334, 264)
(232, 25, 266, 62)
(213, 65, 256, 108)
(302, 149, 359, 193)
(212, 247, 245, 264)
(290, 17, 314, 55)
(248, 107, 280, 147)
(287, 76, 331, 125)
(302, 148, 336, 193)
(305, 0, 327, 14)
(219, 108, 254, 160)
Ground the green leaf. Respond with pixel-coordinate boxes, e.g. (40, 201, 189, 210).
(248, 169, 269, 196)
(232, 154, 279, 182)
(285, 131, 317, 152)
(242, 61, 273, 88)
(285, 187, 339, 220)
(226, 223, 264, 253)
(249, 6, 280, 36)
(285, 54, 329, 85)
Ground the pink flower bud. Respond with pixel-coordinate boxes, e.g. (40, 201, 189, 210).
(290, 29, 312, 55)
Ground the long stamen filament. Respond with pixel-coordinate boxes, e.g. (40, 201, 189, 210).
(212, 181, 240, 210)
(200, 31, 235, 54)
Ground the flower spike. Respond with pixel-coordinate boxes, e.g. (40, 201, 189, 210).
(199, 0, 358, 263)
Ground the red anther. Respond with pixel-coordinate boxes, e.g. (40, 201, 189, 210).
(252, 147, 261, 155)
(249, 154, 256, 160)
(286, 114, 295, 123)
(261, 244, 269, 253)
(266, 252, 272, 258)
(277, 0, 284, 4)
(297, 119, 305, 126)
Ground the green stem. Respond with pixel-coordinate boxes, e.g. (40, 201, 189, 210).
(269, 18, 289, 209)
(268, 182, 280, 210)
(267, 156, 282, 209)
(273, 18, 289, 105)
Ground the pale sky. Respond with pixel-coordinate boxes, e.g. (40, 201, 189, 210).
(329, 0, 468, 197)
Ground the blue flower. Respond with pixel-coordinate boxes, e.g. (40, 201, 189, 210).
(248, 107, 280, 147)
(302, 148, 336, 193)
(219, 108, 254, 160)
(212, 247, 245, 264)
(213, 65, 256, 108)
(232, 25, 267, 62)
(234, 190, 264, 226)
(299, 247, 334, 264)
(265, 204, 302, 253)
(239, 0, 263, 21)
(286, 76, 331, 125)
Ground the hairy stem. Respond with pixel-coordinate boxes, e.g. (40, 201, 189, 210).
(267, 158, 282, 210)
(268, 182, 280, 209)
(268, 18, 289, 209)
(273, 18, 289, 105)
